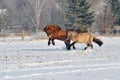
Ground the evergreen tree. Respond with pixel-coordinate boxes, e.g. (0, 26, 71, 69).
(110, 0, 120, 25)
(64, 0, 77, 28)
(64, 0, 94, 31)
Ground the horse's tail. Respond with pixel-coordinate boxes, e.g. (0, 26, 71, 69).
(93, 37, 103, 46)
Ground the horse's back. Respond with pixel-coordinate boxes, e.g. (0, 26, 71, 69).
(53, 29, 67, 40)
(44, 24, 61, 32)
(75, 33, 92, 43)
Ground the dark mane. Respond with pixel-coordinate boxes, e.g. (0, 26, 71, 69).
(66, 28, 82, 33)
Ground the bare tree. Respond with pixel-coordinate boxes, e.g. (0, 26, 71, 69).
(24, 0, 48, 33)
(91, 0, 114, 34)
(102, 0, 114, 34)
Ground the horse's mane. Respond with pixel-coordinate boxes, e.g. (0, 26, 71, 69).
(43, 24, 62, 32)
(55, 24, 61, 31)
(66, 28, 82, 33)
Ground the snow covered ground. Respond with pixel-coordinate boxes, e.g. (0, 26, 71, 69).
(0, 36, 120, 80)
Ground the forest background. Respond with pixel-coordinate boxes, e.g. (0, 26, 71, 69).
(0, 0, 120, 36)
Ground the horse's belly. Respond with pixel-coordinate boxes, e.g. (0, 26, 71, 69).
(77, 39, 87, 43)
(57, 35, 67, 40)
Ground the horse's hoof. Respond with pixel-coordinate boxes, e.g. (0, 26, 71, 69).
(48, 43, 50, 46)
(73, 47, 76, 50)
(52, 43, 55, 45)
(84, 47, 87, 50)
(67, 48, 71, 50)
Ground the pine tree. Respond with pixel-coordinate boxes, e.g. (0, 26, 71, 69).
(110, 0, 120, 25)
(64, 0, 94, 31)
(64, 0, 77, 28)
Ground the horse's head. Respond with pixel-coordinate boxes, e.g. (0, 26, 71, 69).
(43, 26, 52, 37)
(43, 24, 61, 37)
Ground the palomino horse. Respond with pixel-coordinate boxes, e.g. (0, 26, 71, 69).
(66, 30, 103, 50)
(43, 24, 76, 49)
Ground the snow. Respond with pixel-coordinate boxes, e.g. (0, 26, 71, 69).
(0, 36, 120, 80)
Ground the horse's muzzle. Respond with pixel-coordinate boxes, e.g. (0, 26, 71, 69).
(48, 34, 52, 38)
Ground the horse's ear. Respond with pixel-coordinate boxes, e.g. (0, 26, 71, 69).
(43, 25, 48, 31)
(58, 27, 61, 30)
(56, 25, 61, 30)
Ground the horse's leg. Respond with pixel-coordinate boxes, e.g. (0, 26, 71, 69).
(90, 39, 93, 49)
(48, 38, 51, 46)
(68, 41, 76, 50)
(64, 40, 70, 49)
(72, 44, 76, 49)
(90, 44, 93, 49)
(52, 39, 55, 45)
(65, 40, 76, 50)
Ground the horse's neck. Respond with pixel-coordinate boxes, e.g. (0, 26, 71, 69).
(72, 32, 79, 37)
(67, 31, 78, 40)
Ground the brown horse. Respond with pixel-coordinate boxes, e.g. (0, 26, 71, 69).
(43, 24, 76, 49)
(66, 30, 103, 50)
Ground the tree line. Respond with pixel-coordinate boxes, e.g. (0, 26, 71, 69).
(0, 0, 120, 35)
